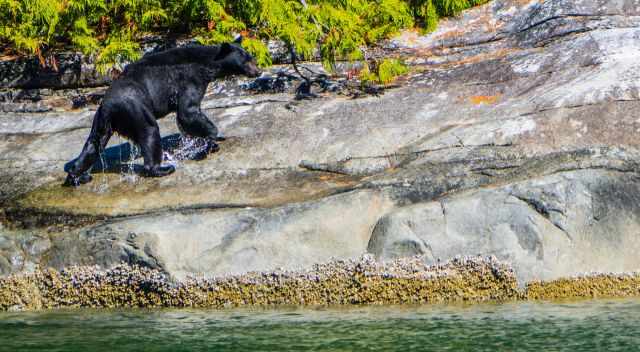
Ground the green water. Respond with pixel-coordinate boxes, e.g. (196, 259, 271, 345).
(1, 299, 640, 351)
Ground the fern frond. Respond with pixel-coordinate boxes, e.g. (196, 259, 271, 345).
(96, 31, 141, 74)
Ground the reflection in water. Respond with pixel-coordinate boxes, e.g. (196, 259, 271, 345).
(1, 298, 639, 351)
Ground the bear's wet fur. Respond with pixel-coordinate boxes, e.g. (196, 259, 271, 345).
(64, 38, 260, 186)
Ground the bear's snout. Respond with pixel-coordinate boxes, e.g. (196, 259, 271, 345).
(245, 62, 261, 77)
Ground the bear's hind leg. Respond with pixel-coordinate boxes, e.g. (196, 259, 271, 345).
(139, 122, 175, 177)
(64, 114, 112, 187)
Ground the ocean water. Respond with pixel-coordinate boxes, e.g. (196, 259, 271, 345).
(1, 298, 639, 351)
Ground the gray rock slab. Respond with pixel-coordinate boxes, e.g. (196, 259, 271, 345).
(43, 190, 394, 279)
(368, 169, 640, 282)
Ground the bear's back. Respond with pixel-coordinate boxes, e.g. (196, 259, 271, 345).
(123, 45, 220, 75)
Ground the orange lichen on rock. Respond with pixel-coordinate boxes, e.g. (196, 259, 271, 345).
(469, 95, 500, 105)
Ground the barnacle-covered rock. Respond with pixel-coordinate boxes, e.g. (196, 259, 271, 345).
(2, 0, 640, 293)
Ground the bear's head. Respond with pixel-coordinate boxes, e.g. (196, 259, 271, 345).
(215, 38, 261, 78)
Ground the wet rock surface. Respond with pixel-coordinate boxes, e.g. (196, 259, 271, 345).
(2, 0, 640, 288)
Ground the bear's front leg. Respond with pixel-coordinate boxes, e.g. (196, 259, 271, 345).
(176, 88, 222, 160)
(139, 121, 176, 178)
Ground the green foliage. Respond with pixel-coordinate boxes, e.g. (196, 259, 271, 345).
(411, 0, 490, 33)
(377, 58, 408, 84)
(0, 0, 488, 72)
(0, 0, 60, 55)
(0, 0, 162, 69)
(187, 0, 246, 44)
(363, 0, 415, 43)
(241, 37, 272, 67)
(243, 0, 319, 59)
(95, 30, 141, 74)
(416, 0, 439, 33)
(70, 18, 100, 55)
(360, 58, 408, 85)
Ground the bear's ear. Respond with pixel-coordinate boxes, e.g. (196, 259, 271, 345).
(217, 43, 233, 59)
(233, 35, 243, 44)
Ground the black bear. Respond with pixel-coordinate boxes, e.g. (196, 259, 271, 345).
(64, 37, 261, 186)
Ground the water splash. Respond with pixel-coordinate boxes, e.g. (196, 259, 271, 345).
(164, 136, 209, 166)
(120, 143, 140, 184)
(92, 147, 110, 194)
(103, 135, 210, 187)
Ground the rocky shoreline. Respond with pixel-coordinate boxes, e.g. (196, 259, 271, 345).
(3, 0, 640, 309)
(2, 255, 639, 312)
